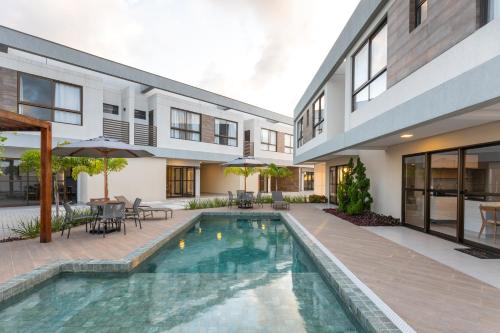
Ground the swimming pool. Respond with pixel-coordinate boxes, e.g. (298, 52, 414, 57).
(0, 215, 363, 332)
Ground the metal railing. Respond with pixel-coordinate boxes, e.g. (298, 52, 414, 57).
(244, 141, 254, 157)
(134, 123, 157, 147)
(103, 118, 130, 143)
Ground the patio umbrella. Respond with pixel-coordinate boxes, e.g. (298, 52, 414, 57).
(223, 157, 267, 192)
(52, 136, 154, 200)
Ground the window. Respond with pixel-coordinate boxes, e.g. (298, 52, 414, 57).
(103, 103, 119, 115)
(215, 118, 238, 146)
(170, 108, 201, 141)
(261, 129, 277, 152)
(297, 118, 304, 148)
(415, 0, 428, 27)
(134, 109, 147, 120)
(484, 0, 500, 23)
(303, 172, 314, 191)
(18, 73, 82, 125)
(313, 93, 325, 137)
(284, 134, 293, 154)
(306, 109, 310, 126)
(352, 21, 387, 111)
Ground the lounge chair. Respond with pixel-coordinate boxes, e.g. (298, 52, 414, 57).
(115, 195, 173, 220)
(254, 191, 264, 208)
(227, 191, 237, 208)
(271, 191, 289, 210)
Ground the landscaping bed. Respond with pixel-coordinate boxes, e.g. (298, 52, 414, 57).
(323, 208, 400, 226)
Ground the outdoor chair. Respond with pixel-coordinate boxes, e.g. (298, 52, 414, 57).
(124, 198, 143, 229)
(272, 191, 289, 210)
(227, 191, 237, 208)
(479, 205, 500, 243)
(61, 202, 98, 238)
(96, 202, 126, 238)
(254, 191, 264, 208)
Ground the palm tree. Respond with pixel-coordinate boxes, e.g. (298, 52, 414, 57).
(261, 163, 293, 191)
(223, 166, 259, 192)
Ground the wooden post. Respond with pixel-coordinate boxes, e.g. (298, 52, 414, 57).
(103, 157, 109, 200)
(40, 125, 52, 243)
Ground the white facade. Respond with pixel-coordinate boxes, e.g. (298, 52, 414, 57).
(0, 44, 298, 204)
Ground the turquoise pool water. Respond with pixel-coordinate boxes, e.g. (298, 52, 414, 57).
(0, 215, 362, 332)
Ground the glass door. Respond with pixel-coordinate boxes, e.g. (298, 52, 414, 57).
(329, 167, 337, 204)
(463, 144, 500, 250)
(403, 155, 426, 229)
(429, 150, 459, 238)
(167, 166, 195, 197)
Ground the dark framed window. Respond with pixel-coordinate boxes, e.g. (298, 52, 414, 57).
(296, 118, 304, 148)
(261, 128, 277, 152)
(306, 109, 310, 126)
(18, 73, 82, 125)
(103, 103, 119, 115)
(415, 0, 428, 28)
(352, 20, 387, 111)
(134, 109, 147, 120)
(284, 134, 293, 154)
(215, 118, 238, 146)
(170, 108, 201, 142)
(312, 93, 325, 137)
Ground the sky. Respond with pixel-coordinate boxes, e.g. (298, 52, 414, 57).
(0, 0, 359, 117)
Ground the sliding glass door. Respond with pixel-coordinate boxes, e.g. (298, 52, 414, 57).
(403, 155, 426, 229)
(329, 165, 348, 204)
(167, 166, 195, 197)
(429, 150, 459, 238)
(463, 145, 500, 250)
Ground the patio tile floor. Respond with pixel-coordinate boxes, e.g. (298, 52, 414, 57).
(0, 204, 499, 332)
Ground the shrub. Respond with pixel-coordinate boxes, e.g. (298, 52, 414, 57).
(284, 195, 307, 203)
(338, 157, 373, 215)
(308, 194, 327, 203)
(10, 208, 93, 239)
(184, 198, 228, 210)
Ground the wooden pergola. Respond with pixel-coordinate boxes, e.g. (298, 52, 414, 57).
(0, 109, 52, 243)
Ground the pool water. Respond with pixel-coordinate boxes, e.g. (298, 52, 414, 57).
(0, 215, 362, 332)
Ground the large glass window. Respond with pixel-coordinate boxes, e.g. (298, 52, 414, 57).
(352, 21, 387, 111)
(261, 129, 277, 152)
(296, 118, 304, 148)
(313, 93, 324, 137)
(215, 118, 238, 146)
(170, 108, 201, 142)
(284, 134, 293, 154)
(303, 172, 314, 191)
(18, 73, 82, 125)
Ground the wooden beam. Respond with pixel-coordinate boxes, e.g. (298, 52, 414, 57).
(0, 109, 51, 130)
(39, 124, 52, 243)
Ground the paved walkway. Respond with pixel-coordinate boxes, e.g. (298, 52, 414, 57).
(0, 205, 499, 332)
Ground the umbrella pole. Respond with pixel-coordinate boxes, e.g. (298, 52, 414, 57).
(104, 157, 109, 200)
(244, 166, 247, 192)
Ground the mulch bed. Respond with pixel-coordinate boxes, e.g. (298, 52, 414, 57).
(0, 236, 24, 243)
(323, 208, 400, 226)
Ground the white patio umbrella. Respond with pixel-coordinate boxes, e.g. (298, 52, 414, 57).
(52, 136, 154, 200)
(223, 157, 267, 192)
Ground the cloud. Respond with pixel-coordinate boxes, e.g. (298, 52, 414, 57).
(0, 0, 359, 116)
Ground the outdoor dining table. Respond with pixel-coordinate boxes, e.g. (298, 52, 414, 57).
(86, 200, 124, 234)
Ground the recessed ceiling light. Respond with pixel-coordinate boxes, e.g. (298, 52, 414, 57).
(400, 134, 413, 138)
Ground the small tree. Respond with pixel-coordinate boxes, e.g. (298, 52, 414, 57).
(0, 134, 6, 176)
(261, 163, 293, 191)
(337, 158, 354, 213)
(224, 166, 259, 192)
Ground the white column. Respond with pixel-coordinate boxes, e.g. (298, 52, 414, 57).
(122, 86, 135, 144)
(195, 167, 201, 198)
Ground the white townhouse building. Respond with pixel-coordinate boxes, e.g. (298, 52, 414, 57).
(0, 26, 312, 207)
(294, 0, 500, 252)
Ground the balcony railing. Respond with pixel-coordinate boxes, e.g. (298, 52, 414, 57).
(134, 123, 157, 147)
(103, 118, 129, 143)
(244, 141, 254, 157)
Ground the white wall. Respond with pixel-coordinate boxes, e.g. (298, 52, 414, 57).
(200, 164, 243, 194)
(79, 158, 166, 203)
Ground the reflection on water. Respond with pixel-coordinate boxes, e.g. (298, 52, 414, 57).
(0, 216, 360, 332)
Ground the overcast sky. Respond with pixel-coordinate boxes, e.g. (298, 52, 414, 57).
(0, 0, 359, 117)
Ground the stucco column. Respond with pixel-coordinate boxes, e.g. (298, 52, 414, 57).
(195, 167, 201, 198)
(122, 86, 135, 144)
